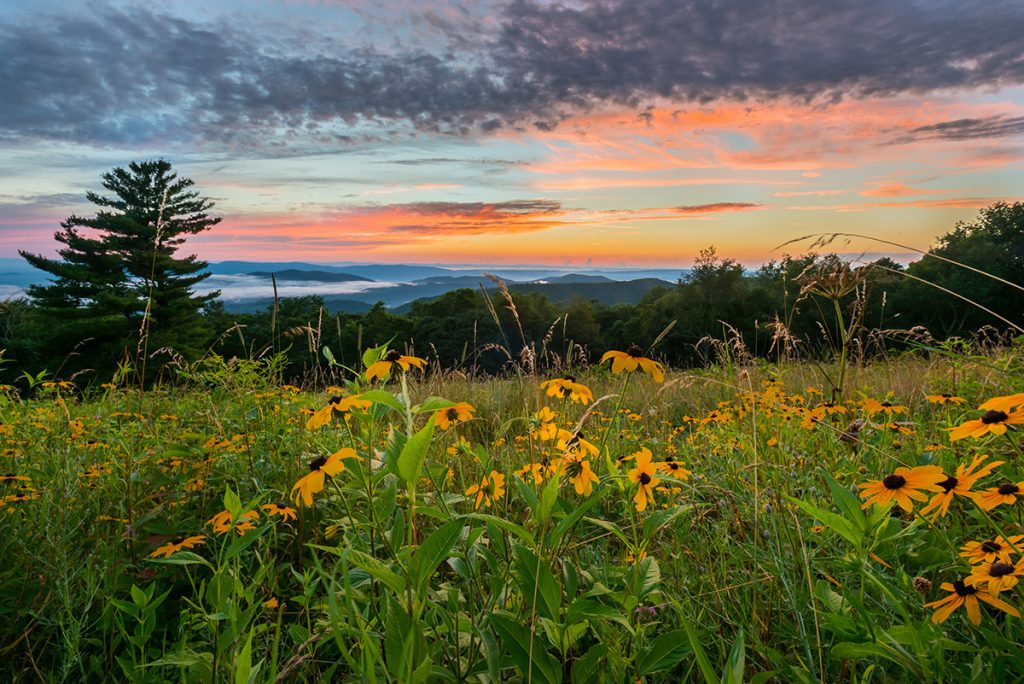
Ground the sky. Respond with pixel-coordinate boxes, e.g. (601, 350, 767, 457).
(1, 0, 1023, 268)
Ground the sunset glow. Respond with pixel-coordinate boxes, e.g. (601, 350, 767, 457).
(1, 1, 1022, 267)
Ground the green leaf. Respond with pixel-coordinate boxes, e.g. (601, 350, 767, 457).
(359, 389, 404, 413)
(412, 520, 465, 596)
(235, 630, 253, 684)
(551, 488, 606, 546)
(681, 613, 719, 684)
(535, 475, 560, 525)
(398, 417, 435, 485)
(461, 513, 535, 548)
(788, 496, 863, 548)
(223, 485, 242, 518)
(311, 547, 406, 596)
(720, 629, 745, 684)
(490, 613, 561, 684)
(414, 396, 455, 414)
(362, 340, 390, 370)
(639, 630, 691, 675)
(512, 545, 561, 621)
(571, 643, 605, 684)
(322, 346, 337, 366)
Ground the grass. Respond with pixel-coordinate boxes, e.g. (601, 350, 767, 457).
(1, 344, 1024, 682)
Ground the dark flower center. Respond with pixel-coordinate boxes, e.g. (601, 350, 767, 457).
(937, 476, 958, 493)
(276, 501, 288, 509)
(627, 344, 644, 357)
(172, 535, 185, 544)
(446, 408, 460, 421)
(998, 483, 1020, 495)
(309, 457, 327, 472)
(328, 395, 342, 405)
(982, 410, 1009, 424)
(881, 401, 893, 408)
(981, 540, 1001, 553)
(385, 349, 403, 362)
(667, 462, 679, 471)
(563, 374, 576, 383)
(952, 579, 977, 596)
(882, 474, 907, 490)
(990, 562, 1015, 577)
(639, 472, 652, 485)
(942, 393, 952, 398)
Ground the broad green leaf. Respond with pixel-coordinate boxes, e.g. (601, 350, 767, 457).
(412, 520, 465, 596)
(414, 396, 455, 413)
(359, 389, 404, 413)
(788, 496, 863, 548)
(490, 613, 561, 684)
(720, 629, 745, 684)
(512, 545, 561, 621)
(638, 630, 691, 675)
(535, 474, 560, 525)
(397, 416, 435, 485)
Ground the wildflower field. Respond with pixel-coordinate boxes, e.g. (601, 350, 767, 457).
(3, 343, 1024, 682)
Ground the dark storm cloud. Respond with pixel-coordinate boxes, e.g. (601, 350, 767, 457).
(897, 116, 1024, 142)
(2, 1, 1024, 146)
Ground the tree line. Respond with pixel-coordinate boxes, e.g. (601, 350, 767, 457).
(1, 160, 1023, 387)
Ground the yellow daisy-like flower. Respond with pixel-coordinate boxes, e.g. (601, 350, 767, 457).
(949, 409, 1024, 441)
(561, 451, 599, 496)
(150, 534, 206, 558)
(924, 579, 1020, 625)
(531, 406, 558, 441)
(858, 465, 946, 512)
(926, 393, 967, 405)
(306, 393, 373, 429)
(436, 402, 475, 430)
(980, 392, 1024, 414)
(861, 398, 907, 416)
(920, 454, 1002, 518)
(601, 345, 664, 383)
(365, 349, 427, 382)
(961, 535, 1024, 565)
(207, 509, 259, 535)
(465, 470, 505, 509)
(966, 559, 1024, 595)
(975, 481, 1024, 510)
(540, 377, 593, 404)
(627, 447, 661, 512)
(290, 448, 361, 507)
(261, 501, 298, 522)
(658, 459, 692, 481)
(556, 428, 599, 458)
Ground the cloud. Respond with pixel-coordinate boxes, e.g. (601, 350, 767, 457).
(671, 203, 763, 214)
(2, 1, 1024, 145)
(898, 115, 1024, 142)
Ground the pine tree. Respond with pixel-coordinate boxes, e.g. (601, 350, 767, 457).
(19, 159, 221, 378)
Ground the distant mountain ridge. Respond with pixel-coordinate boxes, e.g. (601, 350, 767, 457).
(247, 269, 373, 283)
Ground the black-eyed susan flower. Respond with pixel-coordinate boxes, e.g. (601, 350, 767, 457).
(858, 465, 946, 512)
(924, 579, 1020, 625)
(306, 394, 372, 429)
(208, 509, 259, 535)
(150, 534, 206, 558)
(365, 350, 427, 382)
(980, 393, 1024, 414)
(966, 559, 1024, 595)
(961, 536, 1024, 565)
(561, 451, 599, 496)
(531, 406, 558, 441)
(601, 345, 664, 383)
(540, 377, 593, 404)
(261, 501, 298, 522)
(628, 447, 661, 512)
(465, 470, 505, 509)
(556, 429, 599, 458)
(861, 398, 907, 416)
(926, 393, 967, 405)
(949, 409, 1024, 441)
(658, 459, 692, 481)
(975, 481, 1024, 510)
(436, 402, 475, 430)
(920, 454, 1002, 518)
(291, 448, 360, 507)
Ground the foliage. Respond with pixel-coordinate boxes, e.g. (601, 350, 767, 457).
(17, 159, 220, 380)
